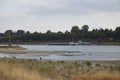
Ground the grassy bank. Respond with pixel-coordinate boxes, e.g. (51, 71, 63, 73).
(0, 58, 120, 80)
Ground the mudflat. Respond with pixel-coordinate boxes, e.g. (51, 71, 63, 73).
(0, 46, 64, 55)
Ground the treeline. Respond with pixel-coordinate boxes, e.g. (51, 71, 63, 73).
(0, 25, 120, 43)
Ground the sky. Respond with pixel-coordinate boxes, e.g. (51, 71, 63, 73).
(0, 0, 120, 33)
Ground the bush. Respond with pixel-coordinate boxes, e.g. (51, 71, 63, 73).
(86, 61, 92, 66)
(96, 63, 100, 66)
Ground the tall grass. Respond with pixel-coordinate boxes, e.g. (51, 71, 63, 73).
(60, 71, 120, 80)
(0, 59, 120, 80)
(0, 61, 51, 80)
(90, 71, 120, 80)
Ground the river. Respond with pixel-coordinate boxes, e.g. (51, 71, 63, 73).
(0, 45, 120, 60)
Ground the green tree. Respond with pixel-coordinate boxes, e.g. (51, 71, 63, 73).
(81, 25, 89, 32)
(65, 31, 70, 34)
(26, 31, 31, 35)
(4, 30, 13, 47)
(71, 26, 80, 34)
(16, 30, 25, 36)
(115, 26, 120, 39)
(46, 30, 52, 34)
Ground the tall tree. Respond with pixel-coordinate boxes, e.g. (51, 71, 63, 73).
(4, 30, 13, 47)
(16, 30, 25, 36)
(46, 30, 52, 34)
(81, 25, 89, 32)
(71, 26, 80, 34)
(26, 31, 31, 35)
(115, 26, 120, 39)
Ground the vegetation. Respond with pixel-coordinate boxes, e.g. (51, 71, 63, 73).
(0, 25, 120, 44)
(85, 61, 92, 66)
(0, 58, 120, 80)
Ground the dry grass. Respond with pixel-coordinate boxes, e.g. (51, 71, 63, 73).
(90, 71, 120, 80)
(0, 59, 120, 80)
(63, 71, 120, 80)
(0, 61, 51, 80)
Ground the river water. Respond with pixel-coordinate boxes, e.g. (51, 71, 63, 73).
(0, 45, 120, 60)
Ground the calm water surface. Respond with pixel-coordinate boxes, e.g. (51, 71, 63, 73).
(0, 45, 120, 60)
(22, 45, 120, 52)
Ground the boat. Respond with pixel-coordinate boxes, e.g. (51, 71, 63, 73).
(47, 40, 90, 45)
(69, 42, 78, 45)
(69, 40, 90, 45)
(47, 42, 68, 45)
(78, 40, 90, 45)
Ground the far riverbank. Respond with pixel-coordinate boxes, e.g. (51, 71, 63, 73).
(0, 41, 120, 45)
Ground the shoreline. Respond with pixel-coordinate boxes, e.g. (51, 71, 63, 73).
(0, 45, 66, 55)
(0, 45, 120, 61)
(0, 41, 120, 45)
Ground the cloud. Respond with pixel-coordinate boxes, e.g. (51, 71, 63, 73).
(1, 0, 120, 18)
(0, 0, 120, 32)
(23, 0, 67, 8)
(19, 0, 120, 17)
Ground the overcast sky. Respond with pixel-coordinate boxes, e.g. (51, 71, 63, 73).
(0, 0, 120, 33)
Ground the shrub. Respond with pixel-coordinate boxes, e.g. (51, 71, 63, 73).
(96, 63, 100, 66)
(86, 61, 92, 66)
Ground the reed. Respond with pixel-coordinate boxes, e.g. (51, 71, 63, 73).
(0, 61, 50, 80)
(0, 59, 120, 80)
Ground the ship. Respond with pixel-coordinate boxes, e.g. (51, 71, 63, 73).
(47, 40, 90, 45)
(69, 40, 90, 45)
